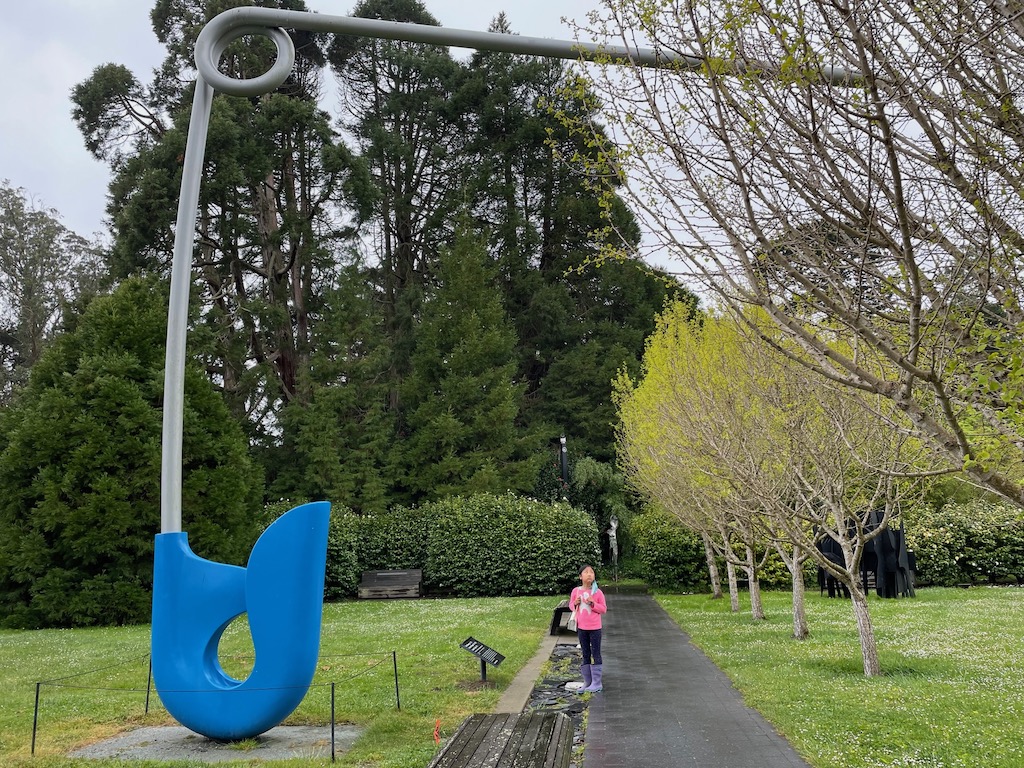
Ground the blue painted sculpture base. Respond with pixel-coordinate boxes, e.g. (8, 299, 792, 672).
(151, 501, 330, 741)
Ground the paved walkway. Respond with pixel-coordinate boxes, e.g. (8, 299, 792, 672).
(583, 593, 812, 768)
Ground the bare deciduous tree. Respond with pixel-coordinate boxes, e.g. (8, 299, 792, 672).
(584, 0, 1024, 504)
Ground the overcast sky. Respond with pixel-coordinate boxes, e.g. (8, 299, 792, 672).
(0, 0, 598, 240)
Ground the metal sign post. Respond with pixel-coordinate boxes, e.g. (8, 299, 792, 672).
(460, 637, 505, 682)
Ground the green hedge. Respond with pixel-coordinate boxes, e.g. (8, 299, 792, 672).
(314, 493, 599, 598)
(325, 510, 360, 600)
(423, 494, 599, 596)
(324, 505, 432, 598)
(906, 500, 1024, 586)
(628, 508, 708, 590)
(353, 505, 432, 570)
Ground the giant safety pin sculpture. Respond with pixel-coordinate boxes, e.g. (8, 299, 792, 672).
(154, 7, 856, 740)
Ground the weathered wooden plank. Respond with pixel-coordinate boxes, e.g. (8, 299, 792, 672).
(461, 714, 507, 768)
(360, 569, 422, 586)
(497, 712, 531, 767)
(428, 713, 487, 768)
(471, 713, 514, 768)
(358, 585, 420, 598)
(429, 713, 572, 768)
(542, 713, 572, 768)
(508, 713, 547, 768)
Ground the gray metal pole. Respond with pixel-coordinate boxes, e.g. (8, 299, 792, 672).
(160, 76, 210, 534)
(161, 24, 292, 533)
(162, 7, 857, 533)
(192, 6, 696, 100)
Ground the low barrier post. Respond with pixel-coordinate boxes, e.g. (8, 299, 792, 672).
(31, 682, 40, 756)
(392, 651, 401, 710)
(145, 655, 153, 714)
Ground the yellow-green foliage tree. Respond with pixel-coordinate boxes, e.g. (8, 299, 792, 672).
(616, 302, 926, 675)
(615, 304, 778, 617)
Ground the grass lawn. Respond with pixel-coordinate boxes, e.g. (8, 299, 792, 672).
(657, 586, 1024, 768)
(1, 596, 556, 768)
(4, 587, 1023, 768)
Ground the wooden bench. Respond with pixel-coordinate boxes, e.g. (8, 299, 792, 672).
(427, 713, 573, 768)
(358, 569, 422, 599)
(549, 599, 572, 636)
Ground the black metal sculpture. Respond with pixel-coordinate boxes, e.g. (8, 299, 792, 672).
(816, 512, 916, 598)
(862, 512, 916, 598)
(816, 536, 850, 598)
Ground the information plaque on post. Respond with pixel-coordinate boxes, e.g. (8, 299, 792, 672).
(460, 637, 505, 682)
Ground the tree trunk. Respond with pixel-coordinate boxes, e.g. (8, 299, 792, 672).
(848, 583, 881, 676)
(702, 532, 723, 598)
(741, 544, 765, 622)
(744, 546, 766, 620)
(254, 169, 299, 402)
(726, 560, 740, 613)
(789, 557, 809, 640)
(748, 572, 765, 620)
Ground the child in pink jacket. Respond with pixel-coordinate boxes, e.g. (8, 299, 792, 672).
(570, 565, 607, 692)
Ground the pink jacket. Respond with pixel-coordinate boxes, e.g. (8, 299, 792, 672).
(570, 585, 607, 630)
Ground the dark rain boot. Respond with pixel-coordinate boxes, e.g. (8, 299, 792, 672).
(584, 664, 603, 692)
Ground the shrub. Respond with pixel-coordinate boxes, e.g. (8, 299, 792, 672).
(906, 500, 1024, 585)
(0, 279, 257, 628)
(628, 508, 708, 590)
(325, 510, 360, 600)
(424, 494, 599, 596)
(355, 505, 432, 571)
(324, 505, 434, 598)
(316, 494, 597, 599)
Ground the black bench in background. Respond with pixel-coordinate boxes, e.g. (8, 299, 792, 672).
(427, 712, 573, 768)
(549, 599, 572, 636)
(358, 569, 422, 599)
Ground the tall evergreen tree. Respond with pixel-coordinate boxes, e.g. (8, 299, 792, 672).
(72, 0, 371, 438)
(393, 223, 540, 502)
(0, 183, 105, 403)
(269, 260, 393, 513)
(328, 0, 470, 416)
(0, 278, 257, 628)
(463, 26, 697, 460)
(60, 1, 698, 514)
(533, 259, 697, 461)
